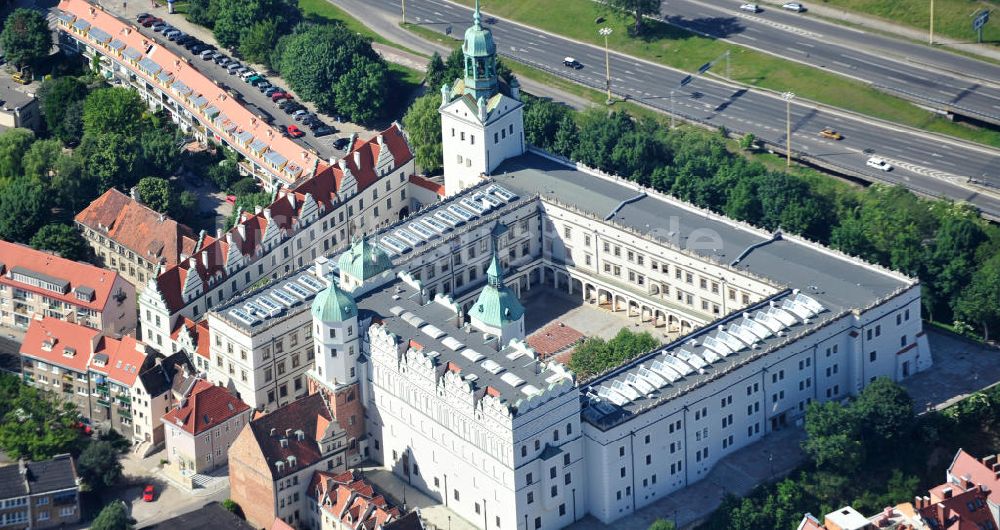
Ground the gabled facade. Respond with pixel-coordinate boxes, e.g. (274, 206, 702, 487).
(162, 379, 251, 475)
(305, 470, 404, 530)
(139, 125, 413, 358)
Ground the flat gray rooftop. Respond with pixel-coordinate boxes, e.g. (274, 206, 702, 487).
(213, 268, 330, 332)
(492, 153, 911, 313)
(357, 277, 570, 413)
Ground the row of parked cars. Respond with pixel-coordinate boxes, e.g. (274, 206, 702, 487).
(136, 13, 335, 140)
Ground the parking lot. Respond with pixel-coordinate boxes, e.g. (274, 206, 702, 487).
(123, 7, 375, 162)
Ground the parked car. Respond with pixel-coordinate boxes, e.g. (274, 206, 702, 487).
(184, 39, 202, 50)
(562, 57, 582, 69)
(264, 87, 279, 97)
(141, 17, 160, 27)
(283, 103, 303, 115)
(819, 127, 843, 140)
(292, 109, 309, 121)
(190, 44, 207, 54)
(152, 22, 168, 32)
(226, 62, 242, 74)
(257, 82, 272, 92)
(314, 126, 335, 137)
(287, 124, 305, 138)
(167, 31, 185, 41)
(333, 137, 350, 150)
(176, 35, 192, 46)
(278, 124, 289, 136)
(200, 50, 217, 60)
(271, 92, 289, 102)
(226, 194, 237, 204)
(214, 55, 230, 66)
(143, 485, 155, 502)
(250, 78, 268, 88)
(782, 2, 805, 11)
(240, 70, 259, 81)
(136, 13, 152, 23)
(739, 3, 761, 12)
(866, 157, 892, 171)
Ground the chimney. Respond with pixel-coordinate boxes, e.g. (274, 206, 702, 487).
(915, 496, 922, 509)
(984, 455, 997, 468)
(201, 251, 209, 269)
(237, 224, 246, 240)
(188, 257, 197, 270)
(285, 428, 292, 438)
(376, 134, 384, 146)
(348, 133, 357, 149)
(270, 427, 277, 437)
(353, 151, 361, 168)
(288, 193, 296, 209)
(942, 487, 953, 499)
(338, 159, 347, 172)
(263, 208, 272, 222)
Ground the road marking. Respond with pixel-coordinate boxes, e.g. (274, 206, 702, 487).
(796, 42, 815, 48)
(741, 35, 757, 41)
(434, 11, 443, 16)
(735, 12, 822, 38)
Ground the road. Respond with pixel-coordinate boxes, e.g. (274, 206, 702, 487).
(658, 0, 1000, 125)
(336, 0, 1000, 218)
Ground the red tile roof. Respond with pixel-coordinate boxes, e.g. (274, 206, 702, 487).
(270, 519, 295, 530)
(918, 485, 995, 530)
(527, 322, 584, 358)
(309, 470, 403, 530)
(57, 0, 322, 185)
(247, 393, 337, 479)
(20, 317, 102, 374)
(948, 449, 1000, 506)
(195, 320, 211, 360)
(20, 317, 149, 385)
(0, 240, 123, 312)
(408, 175, 445, 197)
(161, 379, 250, 435)
(153, 124, 412, 315)
(74, 188, 197, 269)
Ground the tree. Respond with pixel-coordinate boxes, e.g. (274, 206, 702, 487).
(213, 0, 298, 50)
(227, 191, 273, 228)
(173, 191, 200, 227)
(851, 377, 914, 456)
(739, 132, 756, 151)
(186, 0, 219, 28)
(21, 138, 63, 186)
(230, 177, 259, 196)
(0, 374, 80, 460)
(552, 114, 578, 157)
(569, 328, 658, 378)
(572, 109, 634, 171)
(91, 501, 133, 530)
(38, 77, 89, 142)
(0, 128, 35, 182)
(221, 499, 244, 518)
(60, 100, 86, 147)
(139, 126, 180, 177)
(802, 400, 863, 473)
(50, 153, 92, 211)
(402, 94, 443, 174)
(332, 56, 389, 123)
(0, 177, 46, 243)
(82, 88, 145, 138)
(0, 9, 52, 67)
(29, 224, 89, 261)
(77, 440, 123, 489)
(605, 0, 660, 36)
(648, 519, 676, 530)
(81, 133, 141, 192)
(955, 254, 1000, 341)
(239, 19, 279, 67)
(136, 177, 174, 214)
(426, 51, 447, 90)
(523, 98, 569, 151)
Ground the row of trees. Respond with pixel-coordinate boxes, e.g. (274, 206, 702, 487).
(185, 0, 395, 123)
(569, 328, 659, 379)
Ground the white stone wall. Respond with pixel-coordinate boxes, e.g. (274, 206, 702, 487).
(441, 98, 525, 196)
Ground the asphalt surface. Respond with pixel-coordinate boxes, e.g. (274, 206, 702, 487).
(659, 0, 1000, 125)
(341, 0, 1000, 217)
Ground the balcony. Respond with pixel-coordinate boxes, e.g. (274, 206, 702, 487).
(96, 398, 111, 407)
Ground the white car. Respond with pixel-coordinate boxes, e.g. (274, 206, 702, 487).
(866, 157, 893, 171)
(782, 2, 805, 11)
(739, 3, 761, 12)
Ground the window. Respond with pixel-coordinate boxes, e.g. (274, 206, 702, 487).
(535, 517, 542, 530)
(559, 504, 566, 516)
(620, 467, 626, 477)
(564, 453, 570, 466)
(900, 335, 907, 347)
(527, 492, 534, 504)
(454, 490, 460, 501)
(551, 485, 558, 498)
(869, 351, 877, 362)
(526, 473, 533, 485)
(565, 473, 572, 485)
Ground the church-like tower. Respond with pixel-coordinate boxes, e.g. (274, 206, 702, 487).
(310, 279, 360, 389)
(440, 0, 525, 196)
(469, 223, 525, 345)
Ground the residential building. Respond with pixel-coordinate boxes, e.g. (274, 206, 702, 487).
(75, 188, 198, 293)
(0, 75, 40, 132)
(0, 455, 80, 530)
(0, 240, 136, 335)
(137, 124, 413, 357)
(305, 470, 411, 530)
(19, 317, 194, 446)
(54, 0, 322, 190)
(228, 393, 351, 529)
(162, 379, 251, 475)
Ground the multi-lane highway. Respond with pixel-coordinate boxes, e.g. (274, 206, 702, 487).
(338, 0, 1000, 217)
(657, 0, 1000, 126)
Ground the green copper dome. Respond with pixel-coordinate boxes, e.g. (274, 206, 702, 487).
(471, 252, 525, 327)
(461, 0, 499, 101)
(338, 237, 393, 283)
(311, 280, 356, 323)
(463, 1, 496, 57)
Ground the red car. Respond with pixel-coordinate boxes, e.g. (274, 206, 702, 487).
(287, 125, 304, 138)
(141, 17, 160, 27)
(142, 485, 155, 502)
(74, 421, 93, 436)
(270, 92, 289, 102)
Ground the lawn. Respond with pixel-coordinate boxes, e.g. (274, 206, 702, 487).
(297, 0, 425, 58)
(817, 0, 1000, 45)
(449, 0, 1000, 148)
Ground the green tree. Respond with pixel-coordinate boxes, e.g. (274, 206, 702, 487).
(50, 153, 91, 211)
(136, 177, 174, 214)
(230, 177, 259, 196)
(0, 177, 46, 243)
(426, 51, 447, 90)
(402, 94, 443, 174)
(239, 19, 279, 67)
(227, 191, 273, 228)
(648, 519, 676, 530)
(802, 400, 862, 473)
(0, 374, 80, 460)
(77, 440, 123, 489)
(955, 254, 1000, 341)
(186, 0, 219, 28)
(332, 56, 389, 124)
(91, 501, 133, 530)
(739, 132, 756, 151)
(140, 126, 180, 177)
(569, 328, 658, 378)
(523, 98, 569, 151)
(0, 9, 52, 67)
(923, 206, 985, 321)
(60, 100, 86, 147)
(213, 0, 297, 50)
(552, 114, 578, 157)
(37, 77, 89, 142)
(572, 109, 634, 171)
(0, 128, 35, 182)
(81, 133, 141, 191)
(82, 88, 145, 138)
(29, 224, 89, 261)
(852, 377, 914, 456)
(21, 138, 63, 186)
(605, 0, 660, 35)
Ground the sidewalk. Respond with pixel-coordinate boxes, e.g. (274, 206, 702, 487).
(759, 0, 1000, 63)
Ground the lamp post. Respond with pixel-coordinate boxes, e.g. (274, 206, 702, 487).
(929, 0, 934, 44)
(599, 27, 613, 104)
(782, 91, 795, 167)
(670, 90, 676, 129)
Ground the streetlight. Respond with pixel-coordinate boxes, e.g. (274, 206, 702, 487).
(401, 0, 406, 24)
(929, 0, 934, 44)
(782, 91, 795, 167)
(670, 89, 676, 129)
(599, 27, 613, 104)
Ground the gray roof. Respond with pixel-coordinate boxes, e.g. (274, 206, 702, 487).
(139, 501, 253, 529)
(138, 350, 195, 398)
(213, 268, 331, 333)
(492, 153, 911, 313)
(0, 455, 78, 500)
(10, 265, 70, 292)
(356, 277, 571, 412)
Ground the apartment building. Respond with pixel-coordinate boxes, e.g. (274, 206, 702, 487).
(132, 350, 197, 450)
(305, 470, 406, 530)
(54, 0, 322, 190)
(75, 188, 198, 293)
(137, 125, 413, 357)
(0, 455, 80, 530)
(162, 379, 251, 475)
(0, 240, 136, 336)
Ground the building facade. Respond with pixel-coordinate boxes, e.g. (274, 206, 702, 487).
(162, 379, 252, 475)
(138, 125, 413, 359)
(0, 241, 136, 336)
(0, 455, 80, 530)
(75, 188, 198, 293)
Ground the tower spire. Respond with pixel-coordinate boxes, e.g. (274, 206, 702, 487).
(474, 0, 482, 27)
